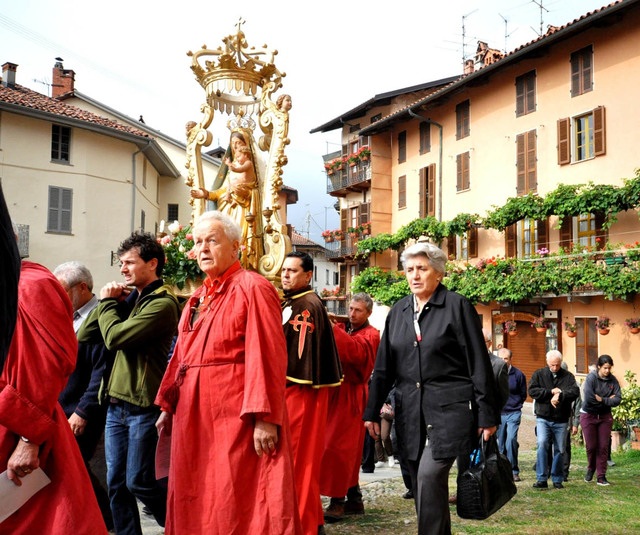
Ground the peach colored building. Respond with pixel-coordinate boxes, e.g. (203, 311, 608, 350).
(313, 0, 640, 385)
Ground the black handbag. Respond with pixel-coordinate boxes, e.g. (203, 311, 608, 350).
(456, 434, 517, 520)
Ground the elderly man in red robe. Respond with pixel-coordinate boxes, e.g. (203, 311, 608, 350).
(0, 257, 107, 534)
(155, 210, 301, 535)
(321, 293, 380, 523)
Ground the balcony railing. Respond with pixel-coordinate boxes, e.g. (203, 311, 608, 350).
(324, 235, 361, 259)
(326, 161, 371, 194)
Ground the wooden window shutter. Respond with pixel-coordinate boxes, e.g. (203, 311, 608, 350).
(526, 72, 536, 113)
(359, 202, 370, 225)
(468, 227, 478, 258)
(559, 217, 573, 250)
(516, 133, 526, 194)
(593, 106, 606, 156)
(515, 77, 525, 117)
(339, 265, 347, 291)
(447, 235, 457, 259)
(398, 175, 406, 208)
(570, 53, 580, 97)
(526, 129, 537, 193)
(418, 167, 426, 218)
(340, 208, 348, 241)
(595, 212, 606, 249)
(505, 223, 517, 258)
(537, 219, 549, 250)
(463, 152, 470, 190)
(456, 154, 463, 191)
(557, 118, 570, 165)
(427, 164, 436, 217)
(398, 131, 407, 163)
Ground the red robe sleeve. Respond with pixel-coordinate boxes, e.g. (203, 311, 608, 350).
(0, 262, 77, 445)
(332, 323, 379, 384)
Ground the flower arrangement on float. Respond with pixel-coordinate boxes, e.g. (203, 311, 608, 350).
(159, 221, 203, 290)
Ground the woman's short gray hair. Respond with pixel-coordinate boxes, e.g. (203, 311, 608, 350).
(400, 242, 447, 274)
(195, 211, 242, 243)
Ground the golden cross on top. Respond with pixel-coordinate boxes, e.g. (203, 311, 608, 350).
(235, 18, 245, 32)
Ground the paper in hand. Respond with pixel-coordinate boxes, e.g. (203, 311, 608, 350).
(0, 468, 51, 523)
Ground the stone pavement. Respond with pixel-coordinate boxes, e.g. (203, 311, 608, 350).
(140, 404, 540, 534)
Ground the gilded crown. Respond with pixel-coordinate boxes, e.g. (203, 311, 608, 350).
(188, 20, 285, 116)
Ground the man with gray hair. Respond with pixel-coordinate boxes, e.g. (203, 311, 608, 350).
(321, 293, 380, 523)
(54, 261, 114, 530)
(528, 350, 579, 489)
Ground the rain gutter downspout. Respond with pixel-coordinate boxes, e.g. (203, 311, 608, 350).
(408, 109, 443, 222)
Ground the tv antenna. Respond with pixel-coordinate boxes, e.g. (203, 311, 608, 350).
(498, 14, 517, 54)
(530, 0, 549, 37)
(462, 9, 479, 67)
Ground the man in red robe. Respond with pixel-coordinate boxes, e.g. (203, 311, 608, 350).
(281, 252, 343, 535)
(156, 211, 301, 535)
(320, 293, 380, 523)
(0, 260, 107, 535)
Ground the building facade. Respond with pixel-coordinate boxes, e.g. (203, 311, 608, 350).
(313, 0, 640, 384)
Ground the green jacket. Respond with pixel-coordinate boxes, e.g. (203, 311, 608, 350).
(78, 282, 180, 408)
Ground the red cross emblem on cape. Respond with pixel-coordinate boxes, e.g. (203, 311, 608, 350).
(289, 309, 315, 359)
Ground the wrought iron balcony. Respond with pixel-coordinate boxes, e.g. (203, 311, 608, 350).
(324, 235, 361, 260)
(326, 161, 371, 196)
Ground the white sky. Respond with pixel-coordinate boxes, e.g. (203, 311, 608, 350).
(0, 0, 610, 241)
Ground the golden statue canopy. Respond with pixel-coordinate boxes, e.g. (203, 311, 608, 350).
(184, 21, 292, 285)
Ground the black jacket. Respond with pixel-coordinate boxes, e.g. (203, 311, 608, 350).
(529, 366, 580, 423)
(363, 284, 500, 461)
(581, 370, 621, 415)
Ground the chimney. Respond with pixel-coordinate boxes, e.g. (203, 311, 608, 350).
(1, 62, 18, 87)
(52, 57, 75, 98)
(463, 59, 474, 75)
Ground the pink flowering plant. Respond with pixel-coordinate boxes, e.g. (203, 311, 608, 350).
(160, 224, 203, 289)
(563, 321, 577, 333)
(504, 320, 518, 333)
(624, 318, 640, 329)
(595, 316, 613, 330)
(532, 316, 548, 329)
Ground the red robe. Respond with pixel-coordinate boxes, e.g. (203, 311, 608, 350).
(156, 263, 301, 535)
(0, 262, 106, 534)
(320, 322, 380, 497)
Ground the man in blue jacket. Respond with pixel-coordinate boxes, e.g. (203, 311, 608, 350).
(495, 348, 527, 482)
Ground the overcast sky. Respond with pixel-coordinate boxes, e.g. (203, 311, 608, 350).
(1, 0, 609, 242)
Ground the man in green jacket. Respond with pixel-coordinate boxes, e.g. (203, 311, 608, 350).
(80, 231, 180, 535)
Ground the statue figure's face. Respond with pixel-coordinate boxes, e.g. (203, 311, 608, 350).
(231, 134, 247, 154)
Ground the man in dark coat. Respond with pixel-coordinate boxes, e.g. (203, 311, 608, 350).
(529, 350, 580, 489)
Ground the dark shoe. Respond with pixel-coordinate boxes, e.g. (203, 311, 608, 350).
(553, 482, 564, 489)
(597, 477, 610, 486)
(584, 470, 594, 482)
(448, 494, 457, 504)
(318, 526, 327, 535)
(563, 477, 568, 482)
(324, 501, 345, 523)
(513, 474, 521, 482)
(402, 489, 414, 499)
(532, 481, 548, 489)
(142, 506, 153, 516)
(361, 467, 374, 474)
(344, 500, 364, 516)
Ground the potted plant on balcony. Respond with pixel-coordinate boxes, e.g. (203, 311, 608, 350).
(358, 146, 371, 161)
(625, 318, 640, 334)
(532, 316, 548, 334)
(321, 230, 334, 243)
(564, 321, 577, 338)
(595, 316, 613, 335)
(324, 162, 334, 176)
(504, 320, 518, 337)
(320, 288, 332, 298)
(333, 229, 344, 241)
(333, 157, 347, 171)
(347, 153, 359, 167)
(347, 226, 360, 238)
(360, 221, 372, 236)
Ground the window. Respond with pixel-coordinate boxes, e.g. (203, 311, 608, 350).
(505, 219, 548, 258)
(571, 45, 593, 97)
(456, 152, 470, 191)
(326, 269, 330, 284)
(516, 130, 537, 194)
(334, 271, 339, 285)
(456, 100, 470, 139)
(51, 124, 71, 162)
(558, 213, 605, 250)
(447, 228, 478, 260)
(419, 122, 431, 154)
(47, 186, 72, 233)
(398, 131, 406, 163)
(167, 204, 179, 221)
(349, 206, 358, 229)
(557, 107, 605, 165)
(419, 165, 436, 218)
(140, 209, 146, 231)
(398, 175, 406, 208)
(314, 266, 317, 282)
(371, 113, 381, 123)
(575, 318, 598, 374)
(349, 123, 360, 133)
(142, 159, 147, 188)
(516, 70, 536, 116)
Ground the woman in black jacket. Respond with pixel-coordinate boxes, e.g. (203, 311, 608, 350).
(579, 354, 621, 486)
(363, 242, 500, 535)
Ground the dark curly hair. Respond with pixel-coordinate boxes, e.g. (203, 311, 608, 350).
(117, 231, 165, 277)
(286, 251, 313, 273)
